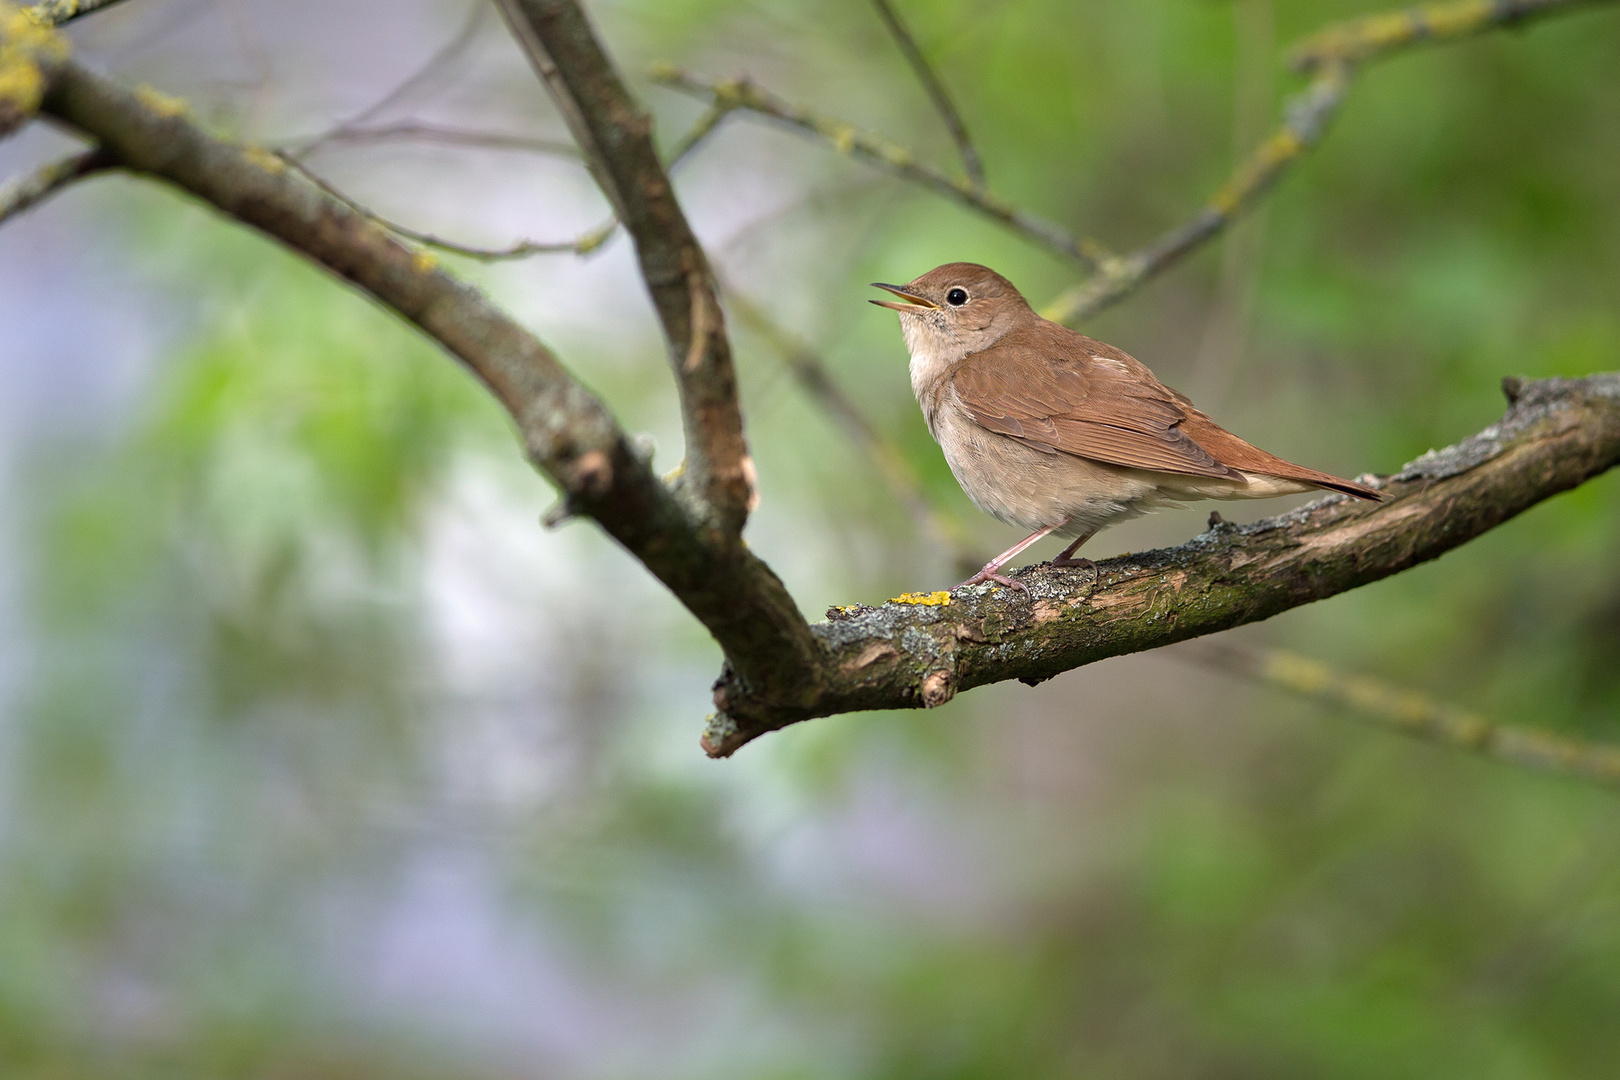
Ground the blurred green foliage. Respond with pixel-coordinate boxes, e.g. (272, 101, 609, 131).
(2, 0, 1619, 1077)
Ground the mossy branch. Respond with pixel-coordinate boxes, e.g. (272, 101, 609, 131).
(706, 374, 1620, 756)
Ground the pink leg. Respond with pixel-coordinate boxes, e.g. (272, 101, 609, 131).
(1051, 528, 1097, 565)
(1050, 527, 1100, 583)
(956, 524, 1061, 595)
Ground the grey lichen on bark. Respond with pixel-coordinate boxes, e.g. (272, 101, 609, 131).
(705, 373, 1620, 756)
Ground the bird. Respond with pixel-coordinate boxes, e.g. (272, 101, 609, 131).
(871, 262, 1382, 593)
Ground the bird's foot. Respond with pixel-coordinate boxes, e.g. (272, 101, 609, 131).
(955, 565, 1028, 595)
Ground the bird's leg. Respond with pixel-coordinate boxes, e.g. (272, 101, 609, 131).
(1050, 528, 1099, 582)
(955, 524, 1060, 595)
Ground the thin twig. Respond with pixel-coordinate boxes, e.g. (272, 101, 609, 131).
(1041, 65, 1349, 325)
(288, 2, 490, 157)
(1044, 0, 1617, 324)
(278, 103, 730, 262)
(868, 0, 983, 189)
(26, 0, 130, 25)
(650, 66, 1101, 270)
(721, 280, 982, 575)
(305, 121, 580, 158)
(1182, 640, 1620, 791)
(0, 146, 108, 226)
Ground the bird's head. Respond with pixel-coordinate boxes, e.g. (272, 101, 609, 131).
(870, 262, 1032, 358)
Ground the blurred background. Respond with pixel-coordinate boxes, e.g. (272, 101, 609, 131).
(2, 0, 1619, 1076)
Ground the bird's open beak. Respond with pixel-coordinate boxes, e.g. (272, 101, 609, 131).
(869, 282, 938, 312)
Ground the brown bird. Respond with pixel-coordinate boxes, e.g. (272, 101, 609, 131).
(871, 262, 1381, 593)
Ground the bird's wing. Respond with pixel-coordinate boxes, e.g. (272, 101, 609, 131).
(948, 331, 1244, 480)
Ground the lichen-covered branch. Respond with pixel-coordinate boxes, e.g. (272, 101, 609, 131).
(35, 53, 826, 710)
(0, 144, 106, 224)
(1290, 0, 1610, 71)
(495, 0, 752, 533)
(650, 67, 1101, 270)
(705, 373, 1620, 756)
(2, 2, 68, 137)
(25, 0, 128, 26)
(869, 0, 984, 189)
(1182, 641, 1620, 790)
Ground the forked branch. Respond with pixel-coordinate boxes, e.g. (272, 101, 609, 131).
(495, 0, 752, 532)
(34, 50, 825, 709)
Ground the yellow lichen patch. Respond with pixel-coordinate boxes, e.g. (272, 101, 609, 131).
(888, 590, 952, 607)
(411, 249, 438, 273)
(134, 83, 189, 118)
(243, 145, 286, 174)
(0, 4, 69, 125)
(1422, 0, 1495, 39)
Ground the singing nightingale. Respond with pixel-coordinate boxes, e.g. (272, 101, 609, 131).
(872, 262, 1381, 593)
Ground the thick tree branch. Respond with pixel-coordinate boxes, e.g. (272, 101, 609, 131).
(650, 67, 1102, 270)
(1181, 641, 1620, 790)
(495, 0, 752, 532)
(34, 53, 825, 709)
(705, 373, 1620, 756)
(869, 0, 984, 189)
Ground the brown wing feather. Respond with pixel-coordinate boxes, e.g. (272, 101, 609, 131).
(949, 322, 1382, 501)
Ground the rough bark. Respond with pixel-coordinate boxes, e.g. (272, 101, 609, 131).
(705, 374, 1620, 755)
(494, 0, 752, 533)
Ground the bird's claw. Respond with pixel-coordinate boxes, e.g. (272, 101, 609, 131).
(955, 566, 1029, 595)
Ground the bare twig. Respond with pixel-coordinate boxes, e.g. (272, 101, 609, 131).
(0, 145, 107, 225)
(1183, 640, 1620, 790)
(868, 0, 983, 189)
(305, 121, 580, 159)
(496, 0, 753, 532)
(274, 152, 583, 260)
(1041, 65, 1349, 325)
(280, 103, 731, 263)
(650, 67, 1101, 270)
(722, 282, 982, 574)
(707, 374, 1620, 755)
(26, 0, 128, 25)
(289, 2, 490, 157)
(37, 51, 827, 710)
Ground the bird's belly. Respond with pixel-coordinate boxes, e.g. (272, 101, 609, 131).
(933, 412, 1167, 535)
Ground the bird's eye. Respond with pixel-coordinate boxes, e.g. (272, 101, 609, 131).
(946, 288, 969, 306)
